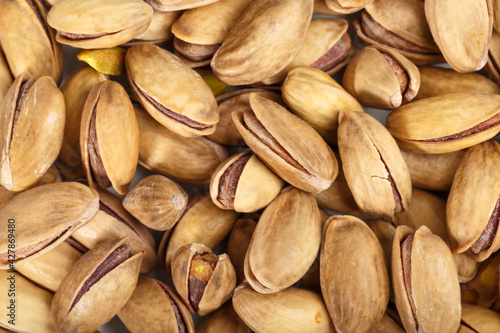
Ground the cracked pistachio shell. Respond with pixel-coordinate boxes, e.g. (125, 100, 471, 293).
(343, 45, 420, 109)
(355, 0, 442, 65)
(0, 51, 12, 104)
(459, 304, 500, 331)
(392, 225, 461, 333)
(198, 302, 251, 333)
(58, 66, 108, 181)
(0, 72, 65, 191)
(146, 0, 220, 11)
(338, 110, 412, 222)
(80, 81, 139, 195)
(210, 152, 284, 213)
(425, 0, 493, 73)
(211, 0, 313, 85)
(123, 175, 188, 231)
(118, 276, 195, 333)
(233, 283, 335, 333)
(126, 43, 219, 137)
(172, 243, 236, 316)
(227, 218, 256, 284)
(136, 105, 228, 184)
(244, 187, 321, 294)
(0, 270, 55, 332)
(51, 238, 144, 333)
(282, 66, 364, 145)
(47, 0, 153, 49)
(233, 93, 338, 193)
(321, 215, 389, 333)
(386, 93, 500, 154)
(485, 30, 500, 83)
(325, 0, 373, 14)
(447, 141, 500, 262)
(0, 182, 99, 268)
(125, 10, 181, 45)
(71, 189, 157, 274)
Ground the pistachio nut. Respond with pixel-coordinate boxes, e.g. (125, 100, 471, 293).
(366, 219, 396, 279)
(0, 182, 99, 268)
(80, 81, 139, 195)
(232, 283, 335, 333)
(495, 0, 500, 33)
(71, 189, 157, 274)
(369, 312, 405, 333)
(146, 0, 220, 11)
(321, 215, 389, 333)
(484, 29, 500, 83)
(51, 238, 144, 333)
(172, 243, 236, 316)
(126, 43, 219, 137)
(210, 152, 284, 213)
(197, 302, 251, 333)
(282, 66, 364, 145)
(244, 187, 321, 294)
(459, 303, 500, 332)
(47, 0, 153, 49)
(233, 93, 338, 193)
(175, 51, 213, 69)
(343, 45, 421, 109)
(355, 0, 442, 65)
(461, 252, 500, 308)
(123, 175, 188, 231)
(338, 110, 412, 221)
(58, 66, 108, 180)
(314, 0, 338, 14)
(211, 0, 313, 85)
(325, 0, 373, 14)
(125, 10, 181, 46)
(77, 47, 126, 76)
(227, 218, 256, 284)
(0, 50, 12, 104)
(425, 0, 493, 73)
(118, 276, 195, 333)
(0, 72, 64, 191)
(392, 225, 461, 333)
(386, 93, 500, 154)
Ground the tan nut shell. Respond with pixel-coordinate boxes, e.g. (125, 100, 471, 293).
(325, 0, 373, 14)
(197, 302, 251, 333)
(0, 51, 12, 104)
(244, 187, 321, 294)
(321, 215, 389, 333)
(366, 219, 396, 279)
(146, 0, 220, 11)
(0, 182, 99, 268)
(227, 218, 256, 284)
(369, 313, 405, 333)
(460, 303, 500, 331)
(0, 72, 65, 191)
(211, 0, 313, 85)
(485, 29, 500, 83)
(125, 10, 181, 45)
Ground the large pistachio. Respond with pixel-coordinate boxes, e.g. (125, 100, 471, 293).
(392, 225, 461, 333)
(47, 0, 153, 49)
(0, 51, 12, 104)
(321, 215, 389, 333)
(125, 10, 180, 46)
(146, 0, 220, 11)
(233, 93, 338, 193)
(0, 182, 99, 268)
(425, 0, 493, 73)
(232, 283, 335, 333)
(343, 45, 420, 109)
(338, 110, 412, 222)
(80, 81, 139, 195)
(244, 187, 321, 294)
(282, 66, 364, 145)
(198, 302, 251, 333)
(0, 72, 64, 191)
(126, 43, 219, 137)
(211, 0, 313, 85)
(459, 304, 500, 332)
(386, 93, 500, 154)
(325, 0, 373, 14)
(118, 276, 195, 333)
(484, 29, 500, 83)
(227, 218, 256, 284)
(51, 238, 144, 333)
(0, 0, 63, 82)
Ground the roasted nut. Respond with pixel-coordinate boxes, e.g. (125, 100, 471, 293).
(325, 0, 373, 14)
(459, 303, 500, 332)
(484, 29, 500, 84)
(125, 10, 181, 45)
(197, 302, 251, 333)
(227, 218, 257, 284)
(461, 252, 500, 309)
(146, 0, 220, 11)
(0, 50, 12, 104)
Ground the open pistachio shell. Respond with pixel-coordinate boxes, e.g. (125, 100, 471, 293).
(47, 0, 153, 49)
(0, 182, 99, 268)
(198, 302, 251, 333)
(211, 0, 313, 85)
(0, 51, 12, 104)
(325, 0, 373, 14)
(125, 10, 181, 45)
(227, 218, 256, 284)
(118, 276, 195, 333)
(484, 29, 500, 83)
(146, 0, 220, 11)
(459, 303, 500, 332)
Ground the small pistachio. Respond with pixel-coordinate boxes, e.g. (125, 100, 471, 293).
(77, 47, 126, 76)
(124, 10, 181, 46)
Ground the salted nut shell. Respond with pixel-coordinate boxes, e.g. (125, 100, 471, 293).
(146, 0, 220, 11)
(0, 72, 65, 191)
(282, 66, 364, 145)
(484, 29, 500, 84)
(366, 219, 396, 278)
(210, 151, 284, 213)
(244, 187, 321, 294)
(325, 0, 373, 14)
(227, 218, 257, 284)
(343, 45, 420, 110)
(80, 81, 139, 195)
(47, 0, 153, 49)
(0, 51, 12, 104)
(172, 243, 236, 316)
(386, 93, 500, 154)
(233, 93, 338, 193)
(321, 215, 389, 333)
(197, 302, 251, 333)
(460, 303, 500, 331)
(0, 182, 99, 268)
(338, 110, 412, 222)
(126, 43, 219, 137)
(369, 313, 405, 333)
(123, 175, 188, 231)
(392, 225, 461, 333)
(125, 10, 181, 46)
(211, 0, 313, 85)
(118, 276, 195, 333)
(232, 283, 335, 333)
(425, 0, 493, 73)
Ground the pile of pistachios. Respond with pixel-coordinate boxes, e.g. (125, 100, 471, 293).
(1, 0, 500, 332)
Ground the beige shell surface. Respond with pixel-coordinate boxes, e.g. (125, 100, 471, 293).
(485, 29, 500, 83)
(460, 303, 500, 331)
(227, 218, 256, 284)
(146, 0, 221, 11)
(0, 51, 12, 104)
(325, 0, 373, 14)
(127, 10, 180, 45)
(197, 302, 251, 333)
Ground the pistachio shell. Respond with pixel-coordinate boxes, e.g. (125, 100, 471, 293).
(314, 0, 338, 14)
(325, 0, 373, 14)
(461, 253, 500, 308)
(495, 0, 500, 33)
(227, 218, 256, 284)
(125, 10, 181, 45)
(460, 304, 500, 332)
(366, 219, 396, 280)
(368, 313, 405, 333)
(485, 29, 500, 83)
(146, 0, 220, 11)
(197, 302, 251, 333)
(0, 51, 12, 104)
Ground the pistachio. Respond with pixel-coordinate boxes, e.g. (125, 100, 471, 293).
(197, 302, 251, 333)
(314, 0, 338, 14)
(369, 313, 405, 333)
(484, 29, 500, 84)
(366, 219, 396, 281)
(495, 0, 500, 33)
(146, 0, 221, 11)
(325, 0, 374, 14)
(125, 10, 181, 46)
(227, 218, 257, 284)
(0, 50, 12, 104)
(459, 303, 500, 332)
(461, 252, 500, 308)
(77, 47, 126, 76)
